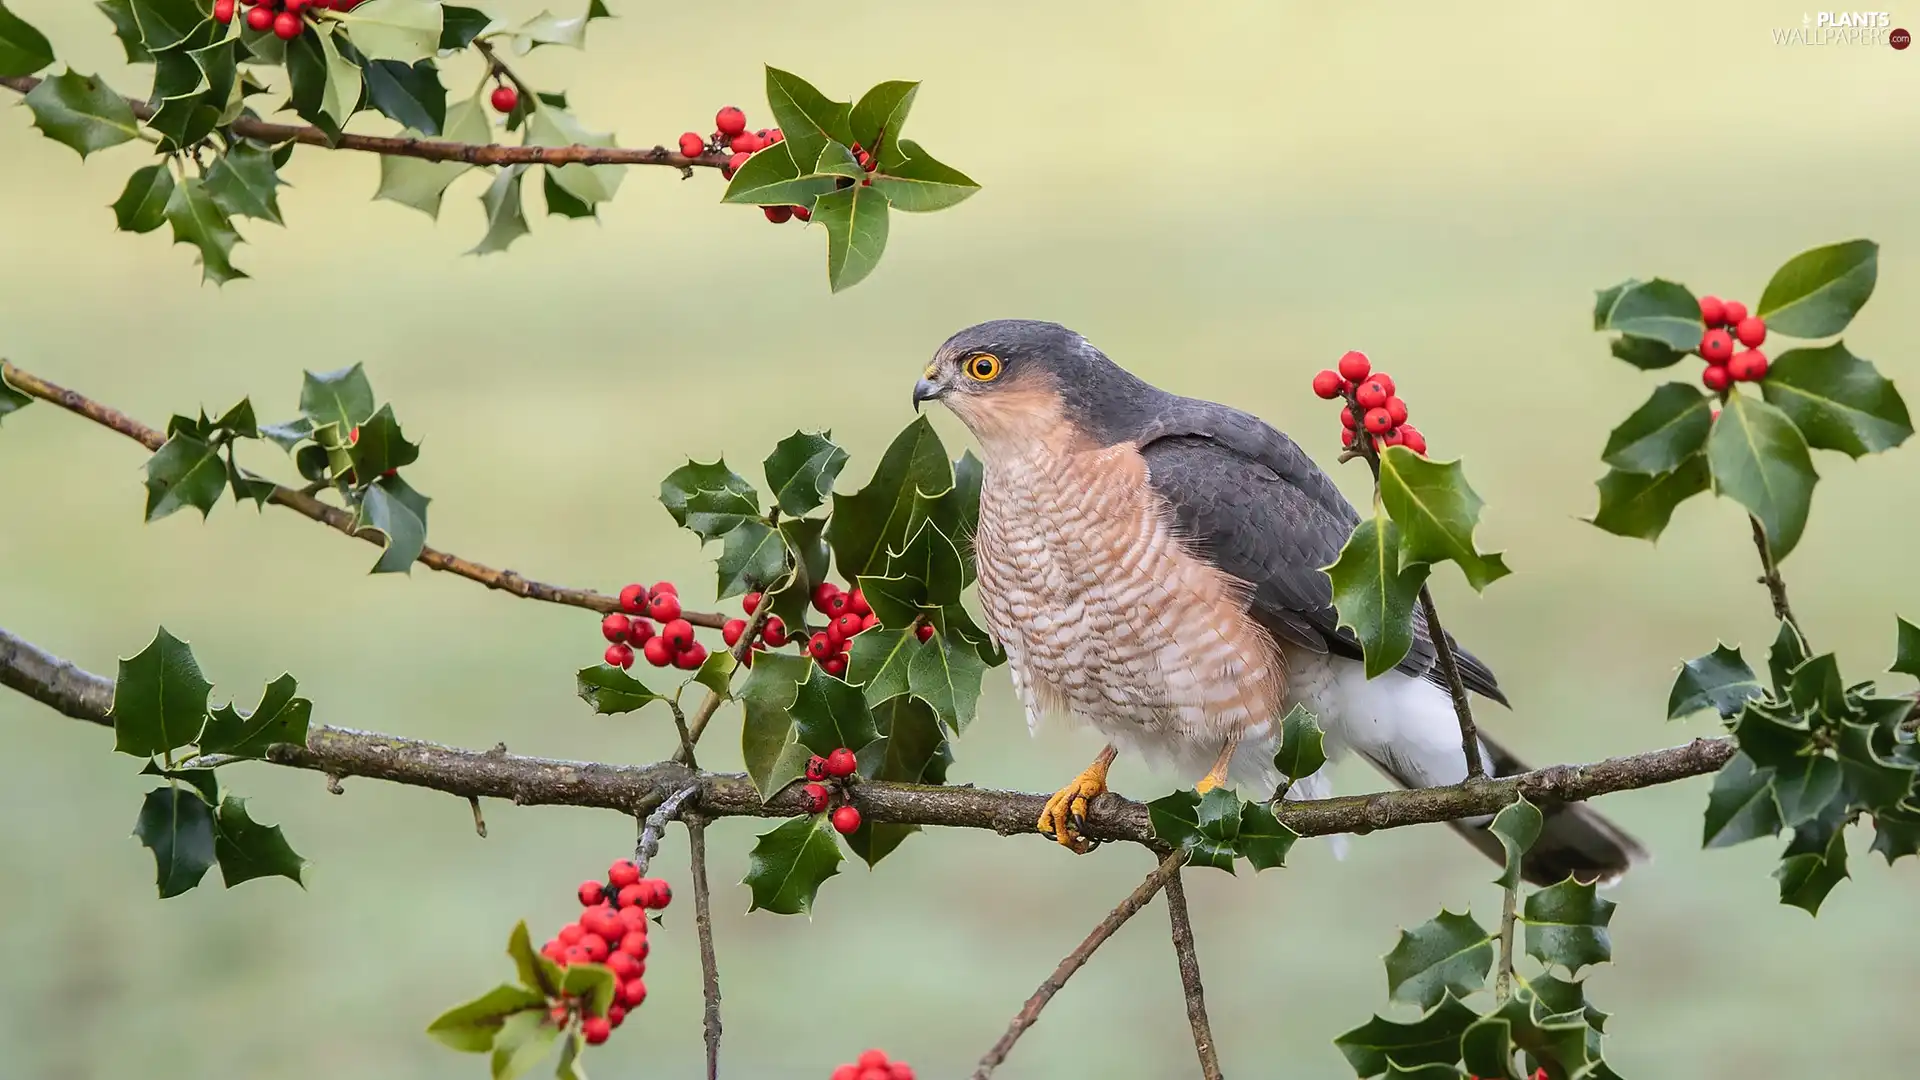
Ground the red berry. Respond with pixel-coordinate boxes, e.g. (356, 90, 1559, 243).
(802, 782, 831, 813)
(1369, 372, 1395, 397)
(273, 9, 302, 38)
(823, 655, 848, 677)
(608, 859, 641, 888)
(761, 616, 788, 647)
(618, 931, 650, 959)
(1337, 350, 1371, 382)
(617, 905, 649, 932)
(725, 151, 750, 175)
(651, 580, 677, 596)
(1355, 379, 1390, 410)
(647, 591, 681, 622)
(859, 613, 880, 633)
(579, 933, 610, 963)
(1702, 364, 1732, 392)
(1698, 328, 1735, 364)
(607, 1004, 627, 1027)
(805, 755, 829, 781)
(858, 1050, 891, 1069)
(763, 205, 793, 224)
(647, 880, 672, 909)
(627, 618, 654, 645)
(860, 1070, 889, 1080)
(716, 106, 747, 137)
(1734, 317, 1767, 348)
(1729, 349, 1768, 382)
(621, 978, 648, 1007)
(833, 612, 864, 639)
(767, 127, 783, 143)
(1699, 295, 1726, 327)
(825, 747, 858, 778)
(618, 583, 648, 614)
(214, 0, 236, 23)
(661, 619, 695, 653)
(1340, 428, 1356, 448)
(674, 643, 708, 670)
(834, 1068, 861, 1080)
(607, 950, 640, 980)
(1384, 397, 1408, 426)
(847, 588, 872, 616)
(792, 205, 811, 222)
(1381, 427, 1405, 447)
(550, 1003, 571, 1024)
(1399, 426, 1427, 455)
(246, 6, 273, 31)
(1362, 408, 1393, 435)
(722, 618, 747, 646)
(915, 622, 935, 643)
(558, 923, 586, 945)
(601, 613, 632, 643)
(560, 945, 592, 966)
(889, 1065, 915, 1080)
(1340, 407, 1358, 431)
(642, 636, 673, 667)
(617, 882, 649, 909)
(583, 907, 621, 942)
(831, 805, 863, 834)
(808, 632, 836, 661)
(811, 582, 841, 611)
(578, 880, 605, 906)
(825, 591, 853, 617)
(1311, 370, 1343, 399)
(582, 1016, 611, 1045)
(679, 132, 705, 157)
(604, 643, 634, 669)
(541, 939, 565, 961)
(731, 131, 764, 154)
(490, 85, 518, 113)
(1721, 300, 1749, 326)
(741, 591, 764, 615)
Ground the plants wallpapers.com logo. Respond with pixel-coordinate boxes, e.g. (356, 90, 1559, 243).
(1772, 11, 1910, 45)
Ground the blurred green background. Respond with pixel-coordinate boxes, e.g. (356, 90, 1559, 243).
(3, 2, 1917, 1076)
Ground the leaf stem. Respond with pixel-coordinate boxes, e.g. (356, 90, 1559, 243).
(1748, 514, 1805, 644)
(472, 38, 540, 114)
(1419, 585, 1487, 780)
(1495, 883, 1517, 1002)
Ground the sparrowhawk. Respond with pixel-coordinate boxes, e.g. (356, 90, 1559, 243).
(912, 319, 1643, 885)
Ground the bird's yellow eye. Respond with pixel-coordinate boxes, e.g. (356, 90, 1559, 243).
(965, 353, 1002, 382)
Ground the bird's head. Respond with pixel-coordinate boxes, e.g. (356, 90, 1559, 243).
(913, 320, 1150, 449)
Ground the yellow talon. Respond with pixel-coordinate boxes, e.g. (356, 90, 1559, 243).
(1038, 745, 1117, 853)
(1192, 729, 1243, 796)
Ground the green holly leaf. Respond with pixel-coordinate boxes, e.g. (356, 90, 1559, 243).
(331, 0, 443, 64)
(763, 66, 853, 178)
(211, 797, 305, 887)
(540, 169, 594, 219)
(1601, 383, 1713, 474)
(739, 653, 812, 798)
(507, 0, 612, 53)
(1237, 800, 1297, 870)
(1376, 446, 1509, 590)
(143, 432, 227, 521)
(110, 626, 211, 757)
(715, 519, 789, 600)
(1667, 643, 1762, 719)
(489, 1007, 559, 1080)
(1756, 239, 1877, 339)
(743, 813, 843, 915)
(843, 697, 951, 865)
(1459, 1018, 1519, 1080)
(163, 177, 246, 284)
(763, 431, 849, 517)
(143, 42, 231, 152)
(660, 459, 761, 542)
(24, 69, 140, 157)
(525, 106, 624, 207)
(575, 664, 663, 715)
(354, 474, 428, 573)
(903, 622, 986, 735)
(203, 141, 285, 226)
(553, 1030, 585, 1080)
(1730, 697, 1815, 770)
(471, 165, 532, 255)
(1585, 456, 1709, 542)
(1596, 278, 1703, 353)
(213, 398, 258, 439)
(0, 1, 53, 76)
(1894, 617, 1920, 679)
(346, 403, 420, 479)
(130, 0, 205, 52)
(721, 142, 842, 208)
(871, 140, 980, 212)
(1769, 620, 1808, 695)
(1785, 652, 1850, 725)
(847, 625, 915, 705)
(376, 92, 490, 216)
(260, 417, 315, 452)
(199, 673, 311, 758)
(95, 0, 151, 64)
(1384, 909, 1494, 1011)
(363, 57, 447, 135)
(1760, 342, 1911, 458)
(1334, 994, 1481, 1077)
(427, 984, 548, 1053)
(812, 181, 891, 292)
(1836, 720, 1917, 808)
(505, 920, 562, 997)
(111, 164, 175, 235)
(1269, 705, 1327, 795)
(133, 785, 216, 898)
(1869, 808, 1920, 864)
(848, 80, 917, 155)
(1487, 984, 1599, 1080)
(438, 4, 493, 49)
(558, 963, 616, 1020)
(1522, 878, 1615, 974)
(1607, 334, 1688, 370)
(140, 759, 219, 804)
(308, 24, 364, 127)
(1146, 787, 1244, 873)
(1771, 755, 1843, 827)
(765, 516, 831, 642)
(1707, 393, 1817, 560)
(788, 662, 880, 756)
(1775, 809, 1848, 915)
(829, 416, 955, 577)
(1488, 795, 1543, 890)
(1325, 510, 1432, 678)
(1705, 752, 1783, 848)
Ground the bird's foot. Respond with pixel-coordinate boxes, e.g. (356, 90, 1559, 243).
(1193, 772, 1226, 796)
(1037, 752, 1115, 854)
(1192, 730, 1242, 796)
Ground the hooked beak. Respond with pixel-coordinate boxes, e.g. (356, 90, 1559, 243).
(912, 376, 946, 412)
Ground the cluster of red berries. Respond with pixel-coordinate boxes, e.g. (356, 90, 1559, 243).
(535, 859, 671, 1045)
(802, 747, 865, 834)
(678, 108, 814, 225)
(830, 1048, 915, 1080)
(805, 581, 899, 677)
(1312, 351, 1428, 455)
(217, 0, 363, 38)
(1695, 296, 1769, 392)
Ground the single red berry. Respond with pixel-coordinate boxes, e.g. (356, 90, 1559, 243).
(642, 636, 673, 667)
(1384, 397, 1409, 426)
(647, 881, 672, 909)
(742, 591, 764, 615)
(833, 612, 864, 639)
(214, 0, 236, 23)
(651, 580, 677, 596)
(1340, 406, 1358, 431)
(674, 643, 708, 670)
(834, 1068, 860, 1080)
(859, 613, 880, 633)
(763, 205, 793, 223)
(767, 127, 783, 143)
(618, 583, 648, 614)
(1340, 428, 1356, 448)
(627, 619, 654, 645)
(618, 931, 650, 959)
(1362, 408, 1393, 435)
(888, 1064, 915, 1080)
(731, 131, 764, 154)
(1311, 370, 1343, 399)
(646, 591, 681, 622)
(558, 922, 587, 945)
(806, 754, 829, 781)
(808, 632, 836, 661)
(761, 616, 788, 647)
(582, 1016, 612, 1045)
(860, 1069, 889, 1080)
(583, 905, 624, 939)
(802, 782, 831, 813)
(661, 619, 695, 653)
(1381, 427, 1405, 447)
(679, 132, 705, 157)
(273, 9, 302, 38)
(246, 5, 274, 31)
(811, 582, 840, 611)
(823, 654, 848, 677)
(1355, 379, 1390, 410)
(722, 618, 747, 646)
(286, 0, 311, 12)
(1699, 295, 1726, 327)
(608, 859, 641, 887)
(1698, 328, 1735, 364)
(541, 939, 565, 961)
(716, 106, 747, 136)
(617, 905, 649, 932)
(831, 805, 863, 834)
(560, 944, 592, 966)
(578, 880, 605, 906)
(607, 1004, 627, 1027)
(847, 588, 872, 616)
(601, 613, 632, 643)
(579, 933, 610, 963)
(792, 205, 811, 222)
(858, 1050, 891, 1069)
(1702, 364, 1732, 392)
(617, 882, 649, 909)
(725, 151, 750, 175)
(550, 1003, 570, 1024)
(825, 591, 853, 617)
(1721, 300, 1749, 326)
(825, 747, 858, 778)
(1729, 349, 1769, 382)
(607, 950, 640, 980)
(1399, 425, 1427, 454)
(603, 643, 634, 669)
(490, 84, 518, 113)
(1734, 317, 1767, 348)
(1337, 350, 1371, 382)
(622, 978, 648, 1007)
(1370, 372, 1396, 397)
(915, 622, 935, 643)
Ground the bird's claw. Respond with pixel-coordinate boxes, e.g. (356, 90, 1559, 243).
(1037, 766, 1110, 854)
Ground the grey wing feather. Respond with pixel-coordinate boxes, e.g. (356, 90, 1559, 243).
(1136, 399, 1507, 706)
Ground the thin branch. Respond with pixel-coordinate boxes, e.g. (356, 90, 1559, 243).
(972, 847, 1186, 1079)
(1749, 515, 1804, 642)
(632, 784, 700, 873)
(0, 75, 727, 171)
(1494, 884, 1518, 1002)
(676, 590, 776, 765)
(0, 360, 731, 628)
(1419, 585, 1487, 780)
(468, 795, 489, 838)
(471, 39, 538, 112)
(1162, 867, 1222, 1080)
(0, 624, 1735, 844)
(688, 818, 723, 1080)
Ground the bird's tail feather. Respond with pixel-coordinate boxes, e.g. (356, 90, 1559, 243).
(1441, 735, 1645, 886)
